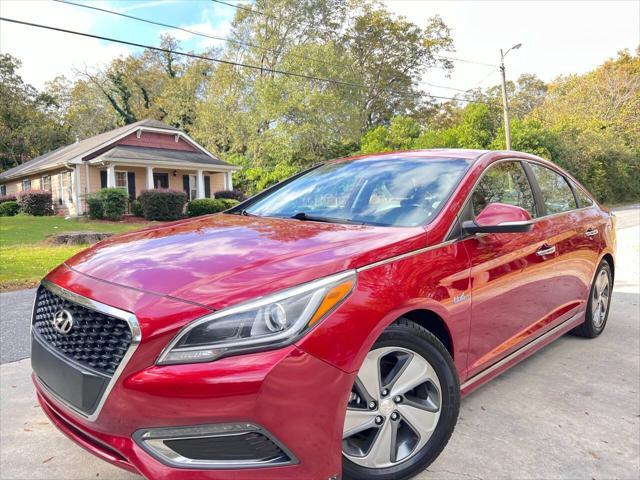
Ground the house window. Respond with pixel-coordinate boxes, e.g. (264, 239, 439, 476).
(22, 179, 31, 191)
(0, 185, 5, 196)
(41, 175, 51, 191)
(115, 171, 128, 190)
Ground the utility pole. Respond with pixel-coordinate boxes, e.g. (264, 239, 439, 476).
(499, 43, 521, 150)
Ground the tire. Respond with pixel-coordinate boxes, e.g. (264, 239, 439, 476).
(572, 260, 613, 338)
(342, 319, 460, 480)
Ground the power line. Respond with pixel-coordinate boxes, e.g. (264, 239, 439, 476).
(418, 82, 472, 93)
(211, 0, 263, 16)
(0, 16, 362, 87)
(434, 55, 497, 67)
(471, 67, 500, 90)
(426, 94, 485, 104)
(0, 16, 489, 105)
(53, 0, 346, 69)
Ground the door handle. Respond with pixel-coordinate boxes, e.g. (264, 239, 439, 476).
(536, 245, 556, 256)
(585, 227, 598, 238)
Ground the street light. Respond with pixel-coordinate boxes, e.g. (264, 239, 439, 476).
(500, 43, 522, 150)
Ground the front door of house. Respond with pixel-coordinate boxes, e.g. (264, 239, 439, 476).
(153, 173, 169, 189)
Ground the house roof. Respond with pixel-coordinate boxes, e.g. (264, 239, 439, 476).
(0, 119, 229, 181)
(100, 145, 236, 169)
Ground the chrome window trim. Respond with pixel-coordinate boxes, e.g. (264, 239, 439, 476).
(33, 279, 141, 422)
(133, 422, 299, 469)
(357, 158, 597, 273)
(445, 157, 595, 241)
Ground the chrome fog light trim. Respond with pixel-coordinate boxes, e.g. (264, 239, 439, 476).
(133, 423, 298, 469)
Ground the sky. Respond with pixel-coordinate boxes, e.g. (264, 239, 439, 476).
(0, 0, 638, 98)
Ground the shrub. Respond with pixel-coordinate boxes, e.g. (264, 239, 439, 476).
(86, 195, 104, 220)
(0, 200, 19, 216)
(0, 194, 17, 204)
(187, 198, 239, 217)
(214, 189, 245, 201)
(86, 188, 128, 220)
(17, 190, 52, 216)
(100, 188, 128, 221)
(131, 199, 143, 217)
(139, 189, 187, 221)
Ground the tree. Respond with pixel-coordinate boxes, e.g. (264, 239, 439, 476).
(45, 76, 119, 140)
(343, 7, 454, 127)
(0, 54, 72, 171)
(192, 0, 455, 191)
(533, 49, 640, 201)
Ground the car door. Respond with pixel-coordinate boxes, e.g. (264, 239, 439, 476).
(459, 160, 552, 377)
(527, 162, 601, 321)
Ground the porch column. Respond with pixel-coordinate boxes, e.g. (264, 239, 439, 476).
(197, 169, 205, 199)
(146, 166, 154, 190)
(106, 164, 116, 188)
(225, 172, 233, 191)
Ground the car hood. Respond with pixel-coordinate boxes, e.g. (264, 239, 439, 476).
(64, 214, 425, 310)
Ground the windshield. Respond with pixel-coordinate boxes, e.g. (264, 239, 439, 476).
(241, 158, 471, 227)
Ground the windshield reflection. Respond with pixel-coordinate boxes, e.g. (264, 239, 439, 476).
(242, 158, 471, 227)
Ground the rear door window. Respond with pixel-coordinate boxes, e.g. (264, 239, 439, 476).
(573, 184, 594, 208)
(472, 161, 537, 218)
(529, 164, 577, 215)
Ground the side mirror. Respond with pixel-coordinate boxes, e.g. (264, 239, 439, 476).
(462, 203, 534, 235)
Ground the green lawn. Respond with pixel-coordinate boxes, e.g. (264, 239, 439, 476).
(0, 216, 151, 290)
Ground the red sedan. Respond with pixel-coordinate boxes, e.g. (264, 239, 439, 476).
(31, 149, 615, 480)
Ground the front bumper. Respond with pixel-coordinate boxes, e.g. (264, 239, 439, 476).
(32, 266, 354, 480)
(34, 342, 352, 480)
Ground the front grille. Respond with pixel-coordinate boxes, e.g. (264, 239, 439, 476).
(32, 286, 132, 376)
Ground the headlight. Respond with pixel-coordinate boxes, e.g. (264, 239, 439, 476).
(157, 270, 356, 365)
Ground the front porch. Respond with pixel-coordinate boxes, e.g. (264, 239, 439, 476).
(78, 145, 239, 213)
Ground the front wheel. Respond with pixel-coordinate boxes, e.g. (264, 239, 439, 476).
(342, 319, 459, 480)
(572, 260, 613, 338)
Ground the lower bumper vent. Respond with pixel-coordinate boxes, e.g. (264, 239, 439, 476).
(133, 423, 297, 469)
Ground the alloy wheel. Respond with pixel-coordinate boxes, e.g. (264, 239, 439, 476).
(342, 347, 442, 469)
(592, 269, 610, 329)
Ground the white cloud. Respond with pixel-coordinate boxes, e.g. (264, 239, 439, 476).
(117, 0, 178, 13)
(0, 0, 131, 89)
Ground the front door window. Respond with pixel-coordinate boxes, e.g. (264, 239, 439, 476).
(472, 161, 537, 217)
(189, 175, 197, 201)
(153, 173, 169, 189)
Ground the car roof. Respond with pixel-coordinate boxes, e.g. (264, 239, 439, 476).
(328, 148, 559, 167)
(330, 149, 490, 164)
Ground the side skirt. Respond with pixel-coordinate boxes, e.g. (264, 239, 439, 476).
(460, 311, 585, 396)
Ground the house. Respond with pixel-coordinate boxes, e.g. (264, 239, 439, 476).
(0, 119, 239, 216)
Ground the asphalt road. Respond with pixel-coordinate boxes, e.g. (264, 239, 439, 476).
(0, 206, 638, 479)
(0, 288, 36, 364)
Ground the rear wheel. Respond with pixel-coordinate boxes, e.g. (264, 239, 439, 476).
(572, 260, 612, 338)
(342, 319, 459, 480)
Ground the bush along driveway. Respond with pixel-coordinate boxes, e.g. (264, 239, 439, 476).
(0, 216, 150, 291)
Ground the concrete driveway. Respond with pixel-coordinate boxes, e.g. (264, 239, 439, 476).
(1, 207, 638, 480)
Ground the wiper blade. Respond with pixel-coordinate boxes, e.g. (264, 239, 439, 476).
(290, 212, 364, 225)
(228, 209, 255, 216)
